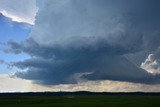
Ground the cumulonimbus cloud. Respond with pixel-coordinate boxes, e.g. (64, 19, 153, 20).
(2, 0, 160, 85)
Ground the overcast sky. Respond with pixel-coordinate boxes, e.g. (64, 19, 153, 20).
(0, 0, 160, 92)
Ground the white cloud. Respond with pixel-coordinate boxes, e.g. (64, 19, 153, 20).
(0, 0, 38, 25)
(0, 74, 31, 92)
(141, 54, 160, 74)
(0, 74, 54, 92)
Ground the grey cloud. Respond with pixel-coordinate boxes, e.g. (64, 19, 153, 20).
(2, 0, 160, 85)
(5, 39, 160, 85)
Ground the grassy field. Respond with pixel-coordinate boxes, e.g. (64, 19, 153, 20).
(0, 94, 160, 107)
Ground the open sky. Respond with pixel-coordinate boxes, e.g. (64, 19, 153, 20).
(1, 0, 160, 92)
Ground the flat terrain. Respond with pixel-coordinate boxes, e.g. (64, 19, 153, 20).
(0, 92, 160, 107)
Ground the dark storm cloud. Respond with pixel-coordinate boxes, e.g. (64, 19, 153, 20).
(6, 38, 160, 85)
(2, 0, 160, 85)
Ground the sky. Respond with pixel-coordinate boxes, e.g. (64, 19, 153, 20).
(1, 0, 160, 92)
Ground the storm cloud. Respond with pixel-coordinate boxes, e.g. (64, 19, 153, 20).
(2, 0, 160, 85)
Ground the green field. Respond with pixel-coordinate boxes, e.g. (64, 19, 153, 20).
(0, 95, 160, 107)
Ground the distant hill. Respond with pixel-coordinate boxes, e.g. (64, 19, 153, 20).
(0, 91, 160, 96)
